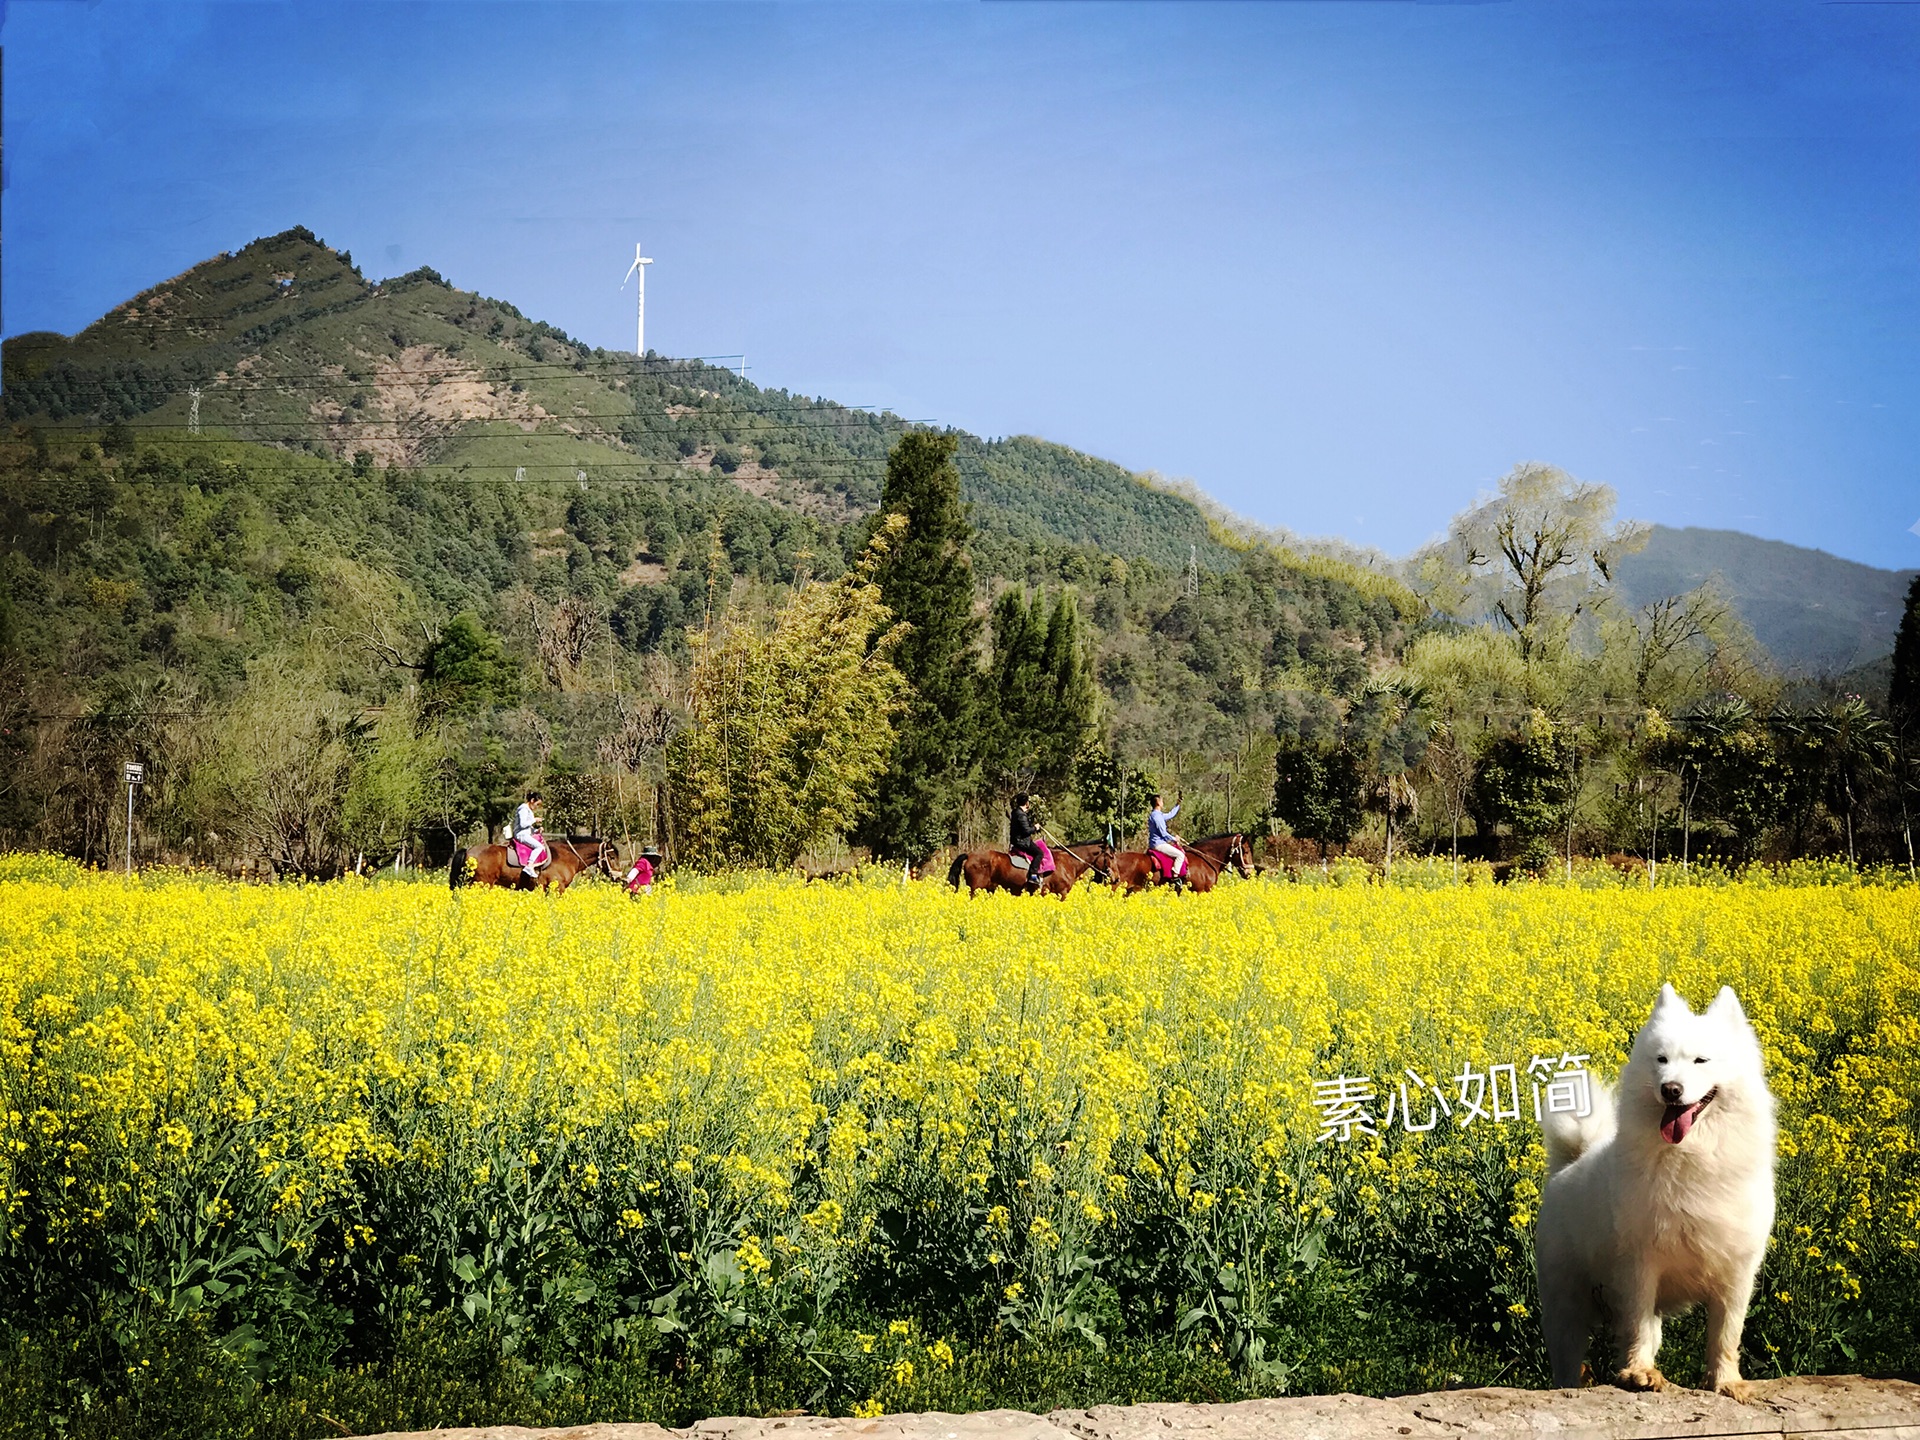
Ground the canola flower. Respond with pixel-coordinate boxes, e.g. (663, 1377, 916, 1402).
(0, 854, 1913, 1386)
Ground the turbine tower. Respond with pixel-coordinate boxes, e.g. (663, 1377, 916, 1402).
(621, 243, 654, 358)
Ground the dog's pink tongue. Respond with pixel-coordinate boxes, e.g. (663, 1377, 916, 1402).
(1661, 1102, 1700, 1144)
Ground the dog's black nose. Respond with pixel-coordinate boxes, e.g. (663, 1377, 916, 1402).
(1660, 1081, 1684, 1106)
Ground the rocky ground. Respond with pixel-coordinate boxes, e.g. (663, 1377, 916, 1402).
(361, 1374, 1919, 1440)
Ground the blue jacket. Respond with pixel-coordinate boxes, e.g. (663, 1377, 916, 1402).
(1147, 803, 1180, 847)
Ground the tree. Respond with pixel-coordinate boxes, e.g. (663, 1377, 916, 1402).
(670, 519, 908, 869)
(421, 612, 519, 718)
(1071, 742, 1152, 842)
(1402, 629, 1525, 871)
(340, 696, 440, 868)
(1421, 462, 1647, 684)
(852, 432, 982, 860)
(1350, 677, 1429, 877)
(1470, 709, 1581, 872)
(1890, 576, 1920, 872)
(979, 586, 1098, 803)
(1890, 575, 1920, 734)
(1616, 586, 1752, 710)
(1269, 736, 1364, 856)
(1814, 697, 1894, 866)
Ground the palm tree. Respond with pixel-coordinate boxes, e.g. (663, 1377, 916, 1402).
(1821, 697, 1894, 866)
(1776, 698, 1894, 865)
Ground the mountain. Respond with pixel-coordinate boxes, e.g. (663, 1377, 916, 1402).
(1, 227, 1228, 579)
(3, 228, 1436, 856)
(1612, 526, 1916, 676)
(8, 226, 1900, 679)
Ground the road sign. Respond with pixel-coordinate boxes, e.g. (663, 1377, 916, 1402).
(123, 761, 145, 786)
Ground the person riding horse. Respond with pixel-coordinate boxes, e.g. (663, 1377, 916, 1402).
(1147, 792, 1189, 892)
(1008, 793, 1053, 891)
(509, 790, 550, 877)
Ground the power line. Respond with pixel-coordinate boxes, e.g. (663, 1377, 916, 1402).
(20, 354, 764, 385)
(28, 411, 913, 434)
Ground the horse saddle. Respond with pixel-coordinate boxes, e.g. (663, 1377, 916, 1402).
(1010, 849, 1053, 880)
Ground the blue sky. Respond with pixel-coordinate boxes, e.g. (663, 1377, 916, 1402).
(5, 0, 1917, 567)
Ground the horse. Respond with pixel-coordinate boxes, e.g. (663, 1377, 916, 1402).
(449, 834, 621, 896)
(1108, 832, 1254, 896)
(947, 837, 1113, 897)
(1189, 832, 1256, 880)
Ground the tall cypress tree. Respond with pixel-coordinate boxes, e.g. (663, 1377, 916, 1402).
(1890, 575, 1920, 735)
(853, 432, 980, 860)
(979, 586, 1098, 804)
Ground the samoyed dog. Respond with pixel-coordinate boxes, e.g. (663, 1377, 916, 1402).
(1534, 984, 1775, 1399)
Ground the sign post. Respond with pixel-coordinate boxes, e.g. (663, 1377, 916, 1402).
(122, 761, 144, 874)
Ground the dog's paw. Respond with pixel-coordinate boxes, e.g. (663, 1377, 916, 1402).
(1615, 1364, 1666, 1392)
(1710, 1376, 1754, 1403)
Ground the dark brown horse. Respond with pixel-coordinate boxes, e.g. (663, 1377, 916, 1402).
(1108, 834, 1251, 895)
(947, 838, 1113, 897)
(449, 835, 620, 895)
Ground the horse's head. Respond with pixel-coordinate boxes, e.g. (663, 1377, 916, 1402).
(594, 840, 622, 879)
(1227, 833, 1254, 878)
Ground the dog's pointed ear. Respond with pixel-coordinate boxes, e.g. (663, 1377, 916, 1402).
(1653, 982, 1686, 1017)
(1706, 985, 1747, 1022)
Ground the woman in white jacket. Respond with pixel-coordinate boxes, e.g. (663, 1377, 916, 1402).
(509, 790, 549, 874)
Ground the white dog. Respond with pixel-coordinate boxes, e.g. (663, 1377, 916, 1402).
(1534, 984, 1776, 1399)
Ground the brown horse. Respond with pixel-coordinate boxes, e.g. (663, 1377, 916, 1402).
(449, 835, 620, 895)
(1108, 834, 1251, 895)
(947, 838, 1113, 897)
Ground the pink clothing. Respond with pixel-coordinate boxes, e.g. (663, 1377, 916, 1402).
(624, 858, 654, 894)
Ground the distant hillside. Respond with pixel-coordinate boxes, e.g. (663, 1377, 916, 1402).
(0, 227, 1234, 581)
(1612, 525, 1915, 675)
(2, 227, 1432, 854)
(6, 226, 1900, 685)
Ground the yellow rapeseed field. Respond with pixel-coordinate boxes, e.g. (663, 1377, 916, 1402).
(0, 854, 1915, 1397)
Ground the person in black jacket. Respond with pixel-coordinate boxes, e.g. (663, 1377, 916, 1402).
(1008, 793, 1050, 890)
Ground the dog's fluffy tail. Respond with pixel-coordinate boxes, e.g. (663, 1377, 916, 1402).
(1542, 1081, 1614, 1175)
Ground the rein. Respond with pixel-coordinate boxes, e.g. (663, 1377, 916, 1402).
(1044, 834, 1111, 882)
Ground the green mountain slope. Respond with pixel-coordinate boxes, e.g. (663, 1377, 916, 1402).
(2, 227, 1232, 580)
(3, 228, 1435, 860)
(1612, 525, 1916, 675)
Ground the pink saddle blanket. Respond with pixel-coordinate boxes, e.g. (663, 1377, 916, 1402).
(1015, 841, 1054, 877)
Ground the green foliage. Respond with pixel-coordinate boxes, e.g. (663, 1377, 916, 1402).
(671, 525, 908, 868)
(979, 586, 1099, 802)
(855, 433, 983, 860)
(1889, 574, 1920, 735)
(1470, 712, 1582, 870)
(1071, 743, 1152, 841)
(1269, 737, 1364, 852)
(423, 612, 519, 717)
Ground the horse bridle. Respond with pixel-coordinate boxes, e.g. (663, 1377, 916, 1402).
(1047, 835, 1112, 883)
(1226, 834, 1253, 877)
(592, 841, 622, 881)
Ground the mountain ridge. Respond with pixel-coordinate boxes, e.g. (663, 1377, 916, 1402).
(4, 225, 1910, 674)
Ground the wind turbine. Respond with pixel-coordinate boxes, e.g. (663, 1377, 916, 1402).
(621, 243, 654, 358)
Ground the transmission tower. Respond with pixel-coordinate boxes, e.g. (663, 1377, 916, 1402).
(1187, 544, 1199, 599)
(188, 386, 202, 436)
